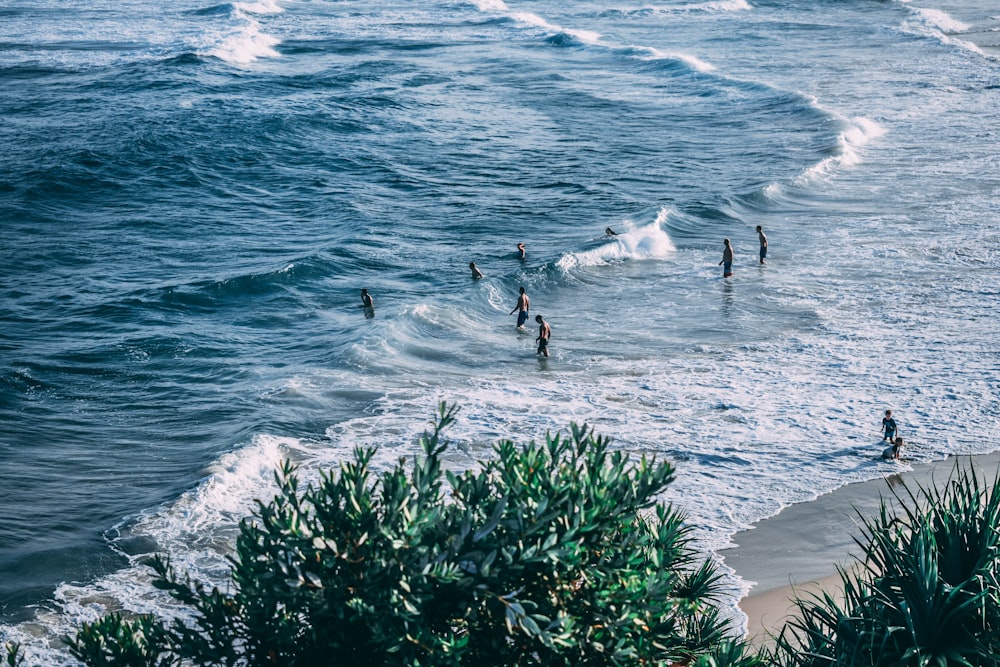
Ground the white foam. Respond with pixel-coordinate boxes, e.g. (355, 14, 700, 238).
(634, 45, 716, 72)
(912, 7, 969, 33)
(609, 0, 751, 14)
(469, 0, 509, 11)
(794, 116, 886, 184)
(899, 5, 988, 58)
(233, 0, 284, 15)
(508, 12, 602, 45)
(204, 20, 281, 64)
(556, 209, 677, 270)
(668, 0, 751, 11)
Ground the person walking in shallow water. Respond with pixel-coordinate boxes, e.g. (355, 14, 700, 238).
(535, 314, 551, 357)
(510, 286, 530, 329)
(757, 225, 767, 264)
(719, 238, 734, 277)
(881, 409, 897, 443)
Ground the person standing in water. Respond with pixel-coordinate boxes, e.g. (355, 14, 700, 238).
(360, 288, 374, 319)
(535, 314, 551, 357)
(757, 225, 768, 264)
(469, 262, 484, 279)
(719, 238, 734, 277)
(517, 242, 526, 260)
(881, 409, 897, 443)
(510, 286, 530, 329)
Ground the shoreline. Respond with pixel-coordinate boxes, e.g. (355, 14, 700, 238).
(722, 450, 1000, 642)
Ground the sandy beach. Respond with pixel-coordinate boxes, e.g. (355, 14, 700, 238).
(723, 450, 1000, 644)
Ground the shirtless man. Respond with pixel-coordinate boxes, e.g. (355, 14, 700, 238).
(517, 242, 526, 259)
(757, 225, 768, 264)
(510, 286, 530, 329)
(535, 314, 551, 357)
(719, 238, 734, 277)
(469, 262, 484, 279)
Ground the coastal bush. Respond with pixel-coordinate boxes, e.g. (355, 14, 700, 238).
(70, 403, 753, 666)
(770, 463, 1000, 667)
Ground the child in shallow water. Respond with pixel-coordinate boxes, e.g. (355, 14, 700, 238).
(882, 437, 904, 461)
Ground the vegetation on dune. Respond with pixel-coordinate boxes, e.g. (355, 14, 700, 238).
(70, 403, 752, 667)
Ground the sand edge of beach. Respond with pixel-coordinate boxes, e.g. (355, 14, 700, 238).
(725, 450, 1000, 644)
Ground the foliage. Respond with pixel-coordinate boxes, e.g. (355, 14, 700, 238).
(71, 403, 750, 667)
(769, 463, 1000, 667)
(1, 643, 23, 667)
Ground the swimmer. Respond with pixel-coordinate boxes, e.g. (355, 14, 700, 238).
(360, 288, 374, 319)
(469, 262, 484, 279)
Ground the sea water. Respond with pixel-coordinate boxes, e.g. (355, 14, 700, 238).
(1, 0, 998, 660)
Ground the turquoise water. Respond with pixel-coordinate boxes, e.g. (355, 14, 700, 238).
(2, 0, 998, 659)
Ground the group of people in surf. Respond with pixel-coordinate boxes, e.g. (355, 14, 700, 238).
(720, 225, 769, 277)
(477, 225, 771, 357)
(362, 227, 904, 462)
(360, 225, 770, 356)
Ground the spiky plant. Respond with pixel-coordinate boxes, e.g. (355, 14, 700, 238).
(71, 403, 753, 666)
(1, 643, 23, 667)
(769, 462, 1000, 667)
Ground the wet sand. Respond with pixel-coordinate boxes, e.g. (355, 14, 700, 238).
(722, 450, 1000, 643)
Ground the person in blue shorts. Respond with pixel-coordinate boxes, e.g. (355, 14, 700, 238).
(881, 409, 897, 442)
(719, 238, 734, 277)
(510, 286, 530, 329)
(757, 225, 767, 264)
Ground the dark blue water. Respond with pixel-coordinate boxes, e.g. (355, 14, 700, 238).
(2, 0, 999, 659)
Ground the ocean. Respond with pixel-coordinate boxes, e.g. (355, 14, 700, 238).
(1, 0, 998, 661)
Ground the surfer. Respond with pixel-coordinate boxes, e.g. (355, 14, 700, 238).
(517, 242, 526, 260)
(882, 436, 904, 461)
(510, 286, 530, 329)
(360, 288, 374, 319)
(469, 262, 484, 279)
(719, 238, 734, 277)
(757, 225, 767, 264)
(881, 409, 897, 443)
(605, 227, 618, 236)
(535, 314, 551, 357)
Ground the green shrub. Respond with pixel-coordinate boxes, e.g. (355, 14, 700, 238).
(770, 462, 1000, 667)
(71, 403, 750, 666)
